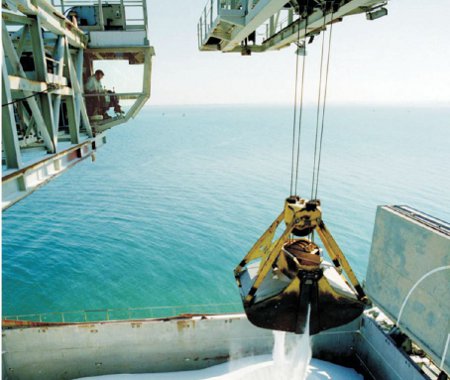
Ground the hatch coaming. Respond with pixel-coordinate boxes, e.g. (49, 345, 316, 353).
(365, 205, 450, 375)
(1, 311, 430, 380)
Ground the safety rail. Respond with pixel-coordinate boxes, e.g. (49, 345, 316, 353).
(198, 0, 264, 47)
(49, 0, 148, 32)
(199, 0, 302, 51)
(3, 303, 243, 323)
(264, 11, 295, 41)
(82, 88, 150, 132)
(83, 92, 141, 100)
(197, 0, 220, 47)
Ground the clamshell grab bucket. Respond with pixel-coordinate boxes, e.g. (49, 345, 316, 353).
(237, 239, 365, 334)
(234, 197, 368, 335)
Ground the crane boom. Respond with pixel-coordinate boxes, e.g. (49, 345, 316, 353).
(198, 0, 388, 54)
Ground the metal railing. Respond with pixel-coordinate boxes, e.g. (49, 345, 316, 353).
(264, 10, 296, 41)
(197, 0, 271, 47)
(3, 303, 243, 323)
(49, 0, 148, 33)
(198, 0, 220, 46)
(198, 0, 256, 46)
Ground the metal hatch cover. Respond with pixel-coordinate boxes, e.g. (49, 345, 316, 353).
(365, 205, 450, 374)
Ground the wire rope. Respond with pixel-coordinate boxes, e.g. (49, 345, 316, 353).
(310, 5, 328, 199)
(314, 6, 334, 199)
(311, 2, 334, 199)
(289, 24, 303, 196)
(2, 88, 50, 107)
(293, 6, 310, 196)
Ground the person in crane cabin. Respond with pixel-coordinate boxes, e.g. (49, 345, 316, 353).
(84, 69, 122, 119)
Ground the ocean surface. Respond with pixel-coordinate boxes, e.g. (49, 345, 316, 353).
(2, 105, 450, 319)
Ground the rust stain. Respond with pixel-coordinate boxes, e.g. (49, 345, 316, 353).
(177, 320, 195, 332)
(131, 322, 142, 328)
(2, 320, 69, 329)
(90, 329, 98, 333)
(78, 324, 96, 329)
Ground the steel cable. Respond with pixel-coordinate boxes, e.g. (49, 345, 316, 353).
(289, 24, 302, 196)
(2, 88, 50, 107)
(314, 7, 334, 199)
(294, 6, 310, 196)
(311, 5, 328, 199)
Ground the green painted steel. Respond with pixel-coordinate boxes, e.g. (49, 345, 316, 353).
(366, 206, 450, 374)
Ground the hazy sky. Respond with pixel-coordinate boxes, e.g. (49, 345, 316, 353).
(103, 1, 450, 106)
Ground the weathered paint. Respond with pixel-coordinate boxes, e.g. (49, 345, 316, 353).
(365, 206, 450, 374)
(2, 312, 430, 380)
(2, 314, 274, 380)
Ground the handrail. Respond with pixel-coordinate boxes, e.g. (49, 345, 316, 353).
(49, 0, 147, 32)
(198, 0, 219, 46)
(198, 0, 255, 46)
(3, 303, 243, 323)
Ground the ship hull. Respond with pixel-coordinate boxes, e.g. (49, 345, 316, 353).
(2, 310, 426, 380)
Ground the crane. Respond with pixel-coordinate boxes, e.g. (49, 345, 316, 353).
(2, 0, 154, 209)
(198, 0, 389, 334)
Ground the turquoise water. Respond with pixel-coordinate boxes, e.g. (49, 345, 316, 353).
(2, 105, 450, 318)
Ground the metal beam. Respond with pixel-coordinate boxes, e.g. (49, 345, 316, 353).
(64, 38, 92, 137)
(1, 11, 33, 25)
(210, 29, 232, 42)
(63, 38, 81, 143)
(13, 0, 87, 48)
(52, 37, 65, 130)
(16, 24, 30, 57)
(30, 16, 58, 149)
(2, 59, 23, 169)
(2, 134, 107, 210)
(221, 0, 287, 52)
(75, 47, 84, 133)
(17, 104, 37, 143)
(2, 21, 55, 153)
(263, 0, 384, 51)
(8, 76, 46, 92)
(64, 94, 79, 144)
(85, 46, 155, 54)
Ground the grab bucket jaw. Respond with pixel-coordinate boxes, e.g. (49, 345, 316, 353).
(234, 197, 367, 335)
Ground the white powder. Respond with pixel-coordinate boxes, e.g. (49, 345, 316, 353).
(78, 356, 362, 380)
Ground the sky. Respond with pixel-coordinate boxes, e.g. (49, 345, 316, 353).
(102, 0, 450, 106)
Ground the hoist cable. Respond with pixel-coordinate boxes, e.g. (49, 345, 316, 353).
(294, 8, 309, 196)
(314, 8, 334, 199)
(2, 88, 50, 107)
(289, 26, 302, 196)
(310, 6, 328, 199)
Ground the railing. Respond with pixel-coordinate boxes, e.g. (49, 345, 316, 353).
(3, 303, 243, 323)
(264, 10, 296, 41)
(198, 0, 220, 47)
(199, 0, 284, 48)
(49, 0, 148, 33)
(199, 0, 258, 46)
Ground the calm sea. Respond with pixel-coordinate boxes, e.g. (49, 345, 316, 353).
(2, 105, 450, 318)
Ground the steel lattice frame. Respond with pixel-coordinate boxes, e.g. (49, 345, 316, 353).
(2, 0, 154, 209)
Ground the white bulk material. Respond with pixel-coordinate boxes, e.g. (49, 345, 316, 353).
(77, 356, 362, 380)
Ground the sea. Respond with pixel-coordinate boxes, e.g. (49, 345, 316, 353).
(2, 105, 450, 319)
